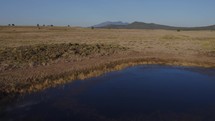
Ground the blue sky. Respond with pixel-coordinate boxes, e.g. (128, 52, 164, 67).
(0, 0, 215, 27)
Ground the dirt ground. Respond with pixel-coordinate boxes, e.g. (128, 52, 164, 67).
(0, 26, 215, 94)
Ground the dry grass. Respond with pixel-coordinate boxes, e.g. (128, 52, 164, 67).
(1, 26, 215, 57)
(0, 43, 127, 71)
(0, 26, 215, 94)
(1, 26, 215, 50)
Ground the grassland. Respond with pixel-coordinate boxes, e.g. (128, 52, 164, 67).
(0, 26, 215, 94)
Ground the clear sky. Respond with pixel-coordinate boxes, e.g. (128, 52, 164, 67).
(0, 0, 215, 27)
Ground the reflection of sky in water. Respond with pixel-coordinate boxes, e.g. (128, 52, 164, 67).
(1, 65, 215, 121)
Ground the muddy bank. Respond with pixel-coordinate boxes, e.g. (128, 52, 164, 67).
(1, 50, 215, 95)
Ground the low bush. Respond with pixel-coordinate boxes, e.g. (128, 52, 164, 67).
(0, 43, 128, 70)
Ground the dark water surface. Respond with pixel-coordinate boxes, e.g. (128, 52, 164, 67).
(1, 65, 215, 121)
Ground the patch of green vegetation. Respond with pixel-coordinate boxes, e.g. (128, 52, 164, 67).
(161, 35, 181, 40)
(201, 41, 215, 51)
(0, 43, 128, 70)
(194, 37, 215, 41)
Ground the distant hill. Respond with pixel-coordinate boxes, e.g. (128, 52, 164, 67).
(96, 21, 215, 30)
(93, 21, 129, 28)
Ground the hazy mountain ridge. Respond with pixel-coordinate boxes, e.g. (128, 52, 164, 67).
(93, 21, 129, 27)
(96, 21, 215, 30)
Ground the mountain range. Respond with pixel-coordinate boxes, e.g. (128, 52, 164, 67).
(93, 21, 215, 30)
(93, 21, 129, 28)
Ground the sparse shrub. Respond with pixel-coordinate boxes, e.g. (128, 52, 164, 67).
(37, 24, 41, 29)
(177, 29, 181, 32)
(91, 26, 94, 30)
(0, 43, 128, 71)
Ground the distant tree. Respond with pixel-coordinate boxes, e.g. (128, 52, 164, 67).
(12, 24, 15, 26)
(50, 25, 53, 27)
(91, 26, 94, 30)
(8, 24, 11, 26)
(68, 25, 70, 27)
(43, 24, 45, 27)
(37, 24, 40, 27)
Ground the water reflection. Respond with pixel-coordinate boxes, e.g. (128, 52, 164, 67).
(1, 65, 215, 121)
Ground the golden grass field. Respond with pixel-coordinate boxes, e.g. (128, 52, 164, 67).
(1, 26, 215, 52)
(0, 26, 215, 94)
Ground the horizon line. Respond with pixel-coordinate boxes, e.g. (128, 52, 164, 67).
(1, 21, 215, 28)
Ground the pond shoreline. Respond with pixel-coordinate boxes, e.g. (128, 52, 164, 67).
(2, 63, 215, 121)
(1, 27, 215, 96)
(1, 52, 215, 95)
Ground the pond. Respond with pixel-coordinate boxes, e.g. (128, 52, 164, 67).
(1, 65, 215, 121)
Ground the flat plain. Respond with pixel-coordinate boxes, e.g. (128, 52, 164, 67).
(0, 26, 215, 93)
